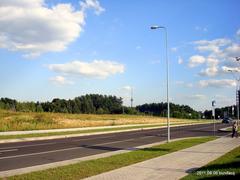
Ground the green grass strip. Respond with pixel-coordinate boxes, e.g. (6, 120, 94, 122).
(6, 137, 217, 180)
(0, 122, 206, 140)
(182, 145, 240, 179)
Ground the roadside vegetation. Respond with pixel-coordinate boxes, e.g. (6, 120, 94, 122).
(182, 145, 240, 179)
(7, 137, 217, 180)
(0, 94, 201, 118)
(0, 110, 210, 132)
(0, 122, 210, 140)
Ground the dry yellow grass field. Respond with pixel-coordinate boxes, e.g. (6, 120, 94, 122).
(0, 110, 207, 131)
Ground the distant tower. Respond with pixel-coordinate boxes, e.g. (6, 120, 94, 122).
(131, 87, 133, 108)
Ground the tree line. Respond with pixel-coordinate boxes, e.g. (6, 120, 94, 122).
(0, 95, 123, 114)
(203, 105, 237, 119)
(136, 103, 200, 119)
(2, 94, 229, 119)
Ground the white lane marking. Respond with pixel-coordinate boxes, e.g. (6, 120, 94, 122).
(0, 138, 136, 160)
(0, 124, 219, 160)
(71, 135, 116, 142)
(0, 147, 84, 160)
(93, 138, 136, 146)
(0, 149, 18, 153)
(0, 142, 57, 150)
(0, 135, 116, 150)
(0, 124, 215, 151)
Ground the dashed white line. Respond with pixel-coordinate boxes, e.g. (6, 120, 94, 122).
(0, 138, 135, 160)
(0, 142, 57, 150)
(0, 149, 18, 153)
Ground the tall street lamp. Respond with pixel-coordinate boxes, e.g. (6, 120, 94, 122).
(151, 25, 170, 142)
(228, 69, 240, 124)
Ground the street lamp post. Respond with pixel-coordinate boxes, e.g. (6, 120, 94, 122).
(212, 100, 216, 136)
(236, 57, 240, 126)
(228, 68, 240, 125)
(151, 25, 170, 142)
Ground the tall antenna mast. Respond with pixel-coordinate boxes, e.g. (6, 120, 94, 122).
(131, 87, 133, 108)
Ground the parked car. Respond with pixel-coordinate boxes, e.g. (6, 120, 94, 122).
(222, 117, 233, 124)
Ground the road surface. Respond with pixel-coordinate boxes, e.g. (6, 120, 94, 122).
(0, 123, 230, 172)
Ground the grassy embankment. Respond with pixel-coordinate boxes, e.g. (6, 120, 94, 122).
(182, 145, 240, 179)
(0, 110, 211, 132)
(5, 137, 217, 180)
(0, 110, 213, 140)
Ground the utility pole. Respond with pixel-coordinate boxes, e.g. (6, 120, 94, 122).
(130, 87, 133, 108)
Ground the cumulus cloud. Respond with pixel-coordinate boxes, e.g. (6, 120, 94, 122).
(223, 43, 240, 58)
(194, 38, 231, 59)
(199, 66, 218, 77)
(198, 57, 219, 77)
(199, 79, 236, 88)
(49, 76, 74, 85)
(189, 31, 240, 77)
(188, 55, 205, 67)
(194, 38, 231, 48)
(80, 0, 105, 15)
(0, 0, 104, 57)
(48, 60, 125, 79)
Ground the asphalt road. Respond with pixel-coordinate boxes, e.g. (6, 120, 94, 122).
(0, 123, 230, 172)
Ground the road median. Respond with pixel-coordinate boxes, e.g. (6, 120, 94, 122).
(0, 122, 213, 143)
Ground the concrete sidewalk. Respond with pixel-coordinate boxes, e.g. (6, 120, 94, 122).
(85, 137, 240, 180)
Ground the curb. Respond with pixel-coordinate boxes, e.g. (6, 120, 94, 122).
(218, 126, 231, 132)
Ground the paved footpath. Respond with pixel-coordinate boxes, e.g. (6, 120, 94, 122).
(85, 137, 240, 180)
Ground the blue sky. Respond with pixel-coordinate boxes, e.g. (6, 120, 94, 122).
(0, 0, 240, 111)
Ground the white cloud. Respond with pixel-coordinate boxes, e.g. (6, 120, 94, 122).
(48, 60, 125, 79)
(0, 0, 104, 57)
(237, 29, 240, 37)
(171, 47, 178, 52)
(0, 0, 44, 7)
(223, 43, 240, 57)
(199, 66, 218, 77)
(188, 55, 205, 67)
(178, 56, 183, 64)
(190, 35, 240, 77)
(194, 38, 231, 54)
(206, 57, 219, 67)
(199, 57, 219, 77)
(122, 86, 132, 91)
(187, 94, 206, 100)
(199, 79, 236, 88)
(175, 81, 194, 88)
(80, 0, 105, 15)
(222, 66, 240, 73)
(194, 38, 231, 47)
(49, 76, 74, 85)
(195, 26, 208, 32)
